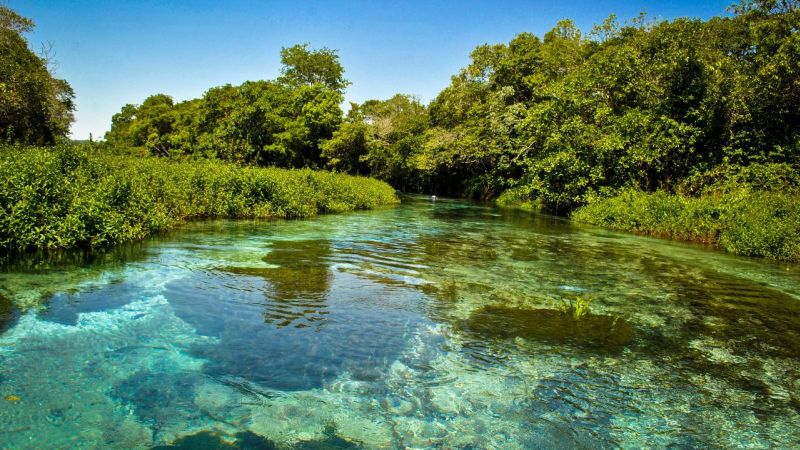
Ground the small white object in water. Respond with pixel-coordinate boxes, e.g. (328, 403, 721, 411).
(558, 285, 587, 292)
(431, 195, 438, 201)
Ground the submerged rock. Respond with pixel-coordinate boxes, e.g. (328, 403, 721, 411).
(111, 370, 202, 429)
(150, 430, 276, 449)
(150, 428, 362, 450)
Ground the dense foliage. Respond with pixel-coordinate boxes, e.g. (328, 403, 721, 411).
(0, 7, 75, 144)
(406, 1, 799, 209)
(0, 145, 398, 251)
(573, 164, 800, 261)
(105, 3, 799, 210)
(5, 2, 799, 259)
(321, 94, 430, 190)
(105, 44, 346, 168)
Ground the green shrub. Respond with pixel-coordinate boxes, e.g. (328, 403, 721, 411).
(679, 163, 800, 196)
(573, 188, 800, 262)
(0, 144, 398, 251)
(495, 187, 543, 212)
(719, 191, 800, 260)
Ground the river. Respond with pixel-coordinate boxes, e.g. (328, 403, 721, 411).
(0, 196, 798, 448)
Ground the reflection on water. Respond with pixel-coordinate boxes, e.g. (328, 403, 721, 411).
(163, 235, 423, 392)
(0, 241, 152, 310)
(224, 239, 333, 328)
(0, 196, 799, 448)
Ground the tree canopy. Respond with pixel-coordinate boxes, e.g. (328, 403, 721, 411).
(349, 1, 799, 209)
(104, 2, 799, 214)
(0, 6, 74, 145)
(278, 43, 350, 94)
(105, 44, 347, 168)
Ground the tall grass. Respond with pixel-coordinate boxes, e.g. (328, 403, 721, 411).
(572, 188, 800, 262)
(0, 145, 398, 251)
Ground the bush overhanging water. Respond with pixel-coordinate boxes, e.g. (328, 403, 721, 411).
(572, 187, 800, 262)
(0, 145, 398, 251)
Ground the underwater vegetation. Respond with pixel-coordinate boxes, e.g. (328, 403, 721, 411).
(150, 431, 276, 450)
(460, 305, 635, 353)
(438, 279, 461, 302)
(0, 293, 18, 332)
(150, 426, 362, 450)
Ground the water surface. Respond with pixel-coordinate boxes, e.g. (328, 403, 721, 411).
(1, 196, 799, 448)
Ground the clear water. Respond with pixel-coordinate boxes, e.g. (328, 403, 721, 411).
(1, 196, 799, 449)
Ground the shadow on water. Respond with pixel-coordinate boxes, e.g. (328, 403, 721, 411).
(0, 241, 152, 319)
(425, 197, 574, 237)
(0, 241, 150, 273)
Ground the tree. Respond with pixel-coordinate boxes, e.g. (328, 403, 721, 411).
(105, 45, 347, 168)
(278, 43, 350, 94)
(412, 6, 799, 207)
(321, 95, 428, 189)
(0, 6, 74, 144)
(320, 104, 369, 174)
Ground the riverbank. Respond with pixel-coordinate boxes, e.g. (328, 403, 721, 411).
(571, 188, 800, 262)
(0, 145, 398, 252)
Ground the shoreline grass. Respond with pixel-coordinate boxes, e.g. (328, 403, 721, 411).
(572, 189, 800, 262)
(0, 145, 398, 251)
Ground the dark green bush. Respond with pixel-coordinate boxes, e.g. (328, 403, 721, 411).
(495, 187, 543, 212)
(678, 163, 800, 196)
(0, 145, 398, 251)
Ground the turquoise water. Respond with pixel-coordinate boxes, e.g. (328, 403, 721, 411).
(1, 196, 799, 449)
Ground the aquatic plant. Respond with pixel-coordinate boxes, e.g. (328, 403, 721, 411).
(149, 427, 362, 450)
(150, 431, 277, 449)
(461, 305, 635, 353)
(440, 279, 460, 302)
(558, 295, 594, 320)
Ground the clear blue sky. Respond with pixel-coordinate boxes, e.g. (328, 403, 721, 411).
(13, 0, 733, 140)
